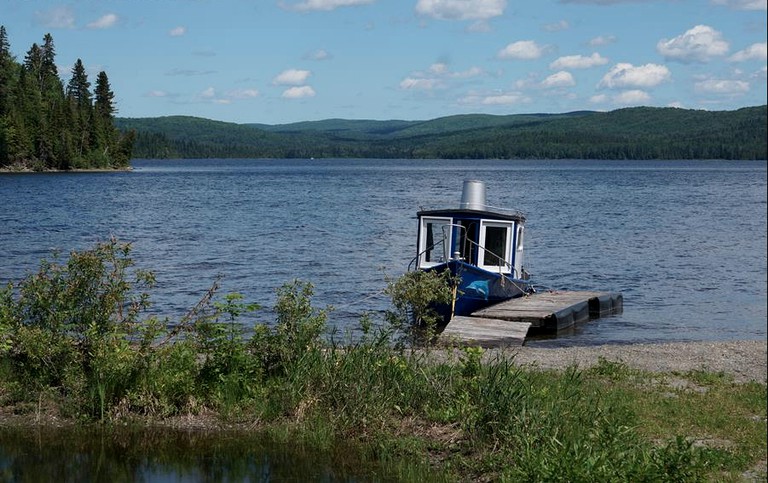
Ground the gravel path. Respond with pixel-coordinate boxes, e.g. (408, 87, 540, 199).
(496, 340, 767, 383)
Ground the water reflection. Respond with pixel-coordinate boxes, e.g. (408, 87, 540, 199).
(0, 426, 405, 482)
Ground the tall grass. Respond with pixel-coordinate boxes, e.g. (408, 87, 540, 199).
(0, 240, 764, 481)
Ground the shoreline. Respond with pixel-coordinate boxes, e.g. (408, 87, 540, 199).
(2, 339, 764, 430)
(501, 339, 767, 383)
(0, 164, 132, 173)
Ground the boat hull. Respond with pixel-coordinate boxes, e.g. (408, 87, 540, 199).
(425, 260, 533, 325)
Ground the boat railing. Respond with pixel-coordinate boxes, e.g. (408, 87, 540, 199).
(460, 236, 519, 279)
(408, 237, 449, 271)
(410, 224, 521, 279)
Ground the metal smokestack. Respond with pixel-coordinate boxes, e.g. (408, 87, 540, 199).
(460, 179, 486, 210)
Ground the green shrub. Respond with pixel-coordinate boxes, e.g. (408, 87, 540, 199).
(384, 269, 456, 346)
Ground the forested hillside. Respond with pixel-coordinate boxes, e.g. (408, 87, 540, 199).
(120, 106, 766, 160)
(0, 27, 133, 170)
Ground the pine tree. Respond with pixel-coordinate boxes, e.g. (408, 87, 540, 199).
(66, 59, 91, 108)
(0, 26, 13, 165)
(92, 71, 118, 165)
(0, 25, 14, 117)
(66, 58, 93, 163)
(1, 27, 131, 169)
(94, 71, 115, 118)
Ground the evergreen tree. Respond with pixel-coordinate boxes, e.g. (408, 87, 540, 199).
(0, 26, 13, 165)
(66, 58, 93, 163)
(23, 43, 43, 90)
(0, 27, 131, 169)
(94, 71, 115, 118)
(0, 25, 14, 116)
(66, 59, 91, 107)
(92, 71, 119, 165)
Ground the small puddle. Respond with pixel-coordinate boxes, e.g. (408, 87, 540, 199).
(0, 425, 426, 481)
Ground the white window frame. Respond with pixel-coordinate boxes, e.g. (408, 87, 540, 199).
(477, 220, 513, 273)
(516, 225, 524, 252)
(418, 216, 453, 268)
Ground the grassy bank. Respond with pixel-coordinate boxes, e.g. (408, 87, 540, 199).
(1, 240, 765, 481)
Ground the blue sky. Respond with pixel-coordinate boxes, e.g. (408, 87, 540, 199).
(3, 0, 766, 124)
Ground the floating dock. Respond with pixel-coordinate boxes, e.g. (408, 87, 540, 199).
(439, 291, 623, 347)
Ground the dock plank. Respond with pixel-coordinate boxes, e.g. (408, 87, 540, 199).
(440, 316, 530, 347)
(472, 291, 621, 331)
(438, 291, 622, 346)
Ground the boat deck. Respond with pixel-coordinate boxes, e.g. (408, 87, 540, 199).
(439, 291, 623, 347)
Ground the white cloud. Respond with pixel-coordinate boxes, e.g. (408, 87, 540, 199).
(436, 64, 483, 79)
(146, 90, 168, 98)
(541, 71, 575, 88)
(226, 89, 260, 99)
(304, 49, 332, 60)
(613, 90, 650, 104)
(466, 20, 492, 33)
(543, 20, 569, 32)
(755, 66, 768, 80)
(694, 79, 750, 94)
(513, 76, 537, 90)
(497, 40, 547, 60)
(429, 63, 449, 75)
(36, 6, 76, 29)
(281, 0, 374, 12)
(589, 35, 616, 47)
(711, 0, 767, 10)
(657, 25, 729, 63)
(415, 0, 507, 20)
(200, 87, 216, 99)
(590, 90, 651, 106)
(399, 63, 484, 91)
(459, 91, 528, 106)
(282, 86, 316, 98)
(729, 43, 767, 62)
(562, 0, 646, 3)
(87, 13, 118, 29)
(599, 63, 671, 89)
(550, 53, 608, 70)
(480, 94, 525, 105)
(169, 26, 187, 37)
(273, 69, 312, 85)
(399, 77, 442, 90)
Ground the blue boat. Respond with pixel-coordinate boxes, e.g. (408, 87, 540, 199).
(411, 180, 534, 324)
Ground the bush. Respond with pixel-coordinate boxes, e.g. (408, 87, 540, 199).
(0, 239, 154, 401)
(384, 269, 456, 346)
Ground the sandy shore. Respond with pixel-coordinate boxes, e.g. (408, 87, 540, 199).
(495, 340, 767, 383)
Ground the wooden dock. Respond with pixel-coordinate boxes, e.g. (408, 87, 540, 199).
(439, 291, 623, 347)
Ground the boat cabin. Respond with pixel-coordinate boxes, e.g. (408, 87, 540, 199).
(415, 180, 527, 280)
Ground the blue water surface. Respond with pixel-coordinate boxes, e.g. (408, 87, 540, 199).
(1, 158, 766, 347)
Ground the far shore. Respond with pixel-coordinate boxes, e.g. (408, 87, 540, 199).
(0, 165, 132, 173)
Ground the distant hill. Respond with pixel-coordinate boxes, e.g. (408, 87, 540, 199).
(116, 105, 767, 160)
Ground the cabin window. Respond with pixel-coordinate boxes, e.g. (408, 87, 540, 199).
(419, 217, 452, 268)
(516, 225, 524, 252)
(478, 221, 513, 272)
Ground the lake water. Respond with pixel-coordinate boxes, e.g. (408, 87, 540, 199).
(1, 158, 766, 347)
(0, 426, 432, 481)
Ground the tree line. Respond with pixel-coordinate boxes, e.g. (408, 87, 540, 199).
(0, 26, 134, 170)
(120, 105, 767, 161)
